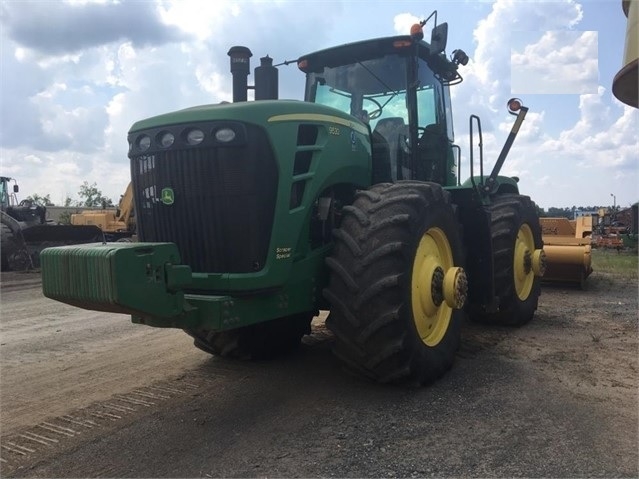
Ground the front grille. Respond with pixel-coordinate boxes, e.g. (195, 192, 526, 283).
(131, 124, 278, 273)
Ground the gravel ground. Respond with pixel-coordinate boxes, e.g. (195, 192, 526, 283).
(0, 267, 637, 478)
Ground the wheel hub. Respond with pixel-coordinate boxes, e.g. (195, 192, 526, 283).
(418, 263, 467, 314)
(430, 266, 445, 307)
(523, 250, 532, 274)
(443, 267, 468, 310)
(533, 249, 546, 277)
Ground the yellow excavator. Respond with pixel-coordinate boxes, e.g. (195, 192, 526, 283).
(70, 183, 136, 241)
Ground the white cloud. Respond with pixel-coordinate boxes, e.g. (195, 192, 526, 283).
(23, 154, 43, 165)
(157, 0, 242, 42)
(453, 0, 586, 119)
(2, 0, 186, 56)
(393, 13, 420, 34)
(539, 87, 637, 162)
(451, 1, 587, 172)
(511, 30, 598, 94)
(443, 0, 636, 208)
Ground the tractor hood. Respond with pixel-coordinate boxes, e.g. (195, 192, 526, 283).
(128, 100, 365, 134)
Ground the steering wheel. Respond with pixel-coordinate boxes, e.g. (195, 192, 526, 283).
(364, 97, 384, 120)
(19, 199, 33, 207)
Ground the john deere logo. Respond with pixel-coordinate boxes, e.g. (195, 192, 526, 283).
(161, 187, 175, 205)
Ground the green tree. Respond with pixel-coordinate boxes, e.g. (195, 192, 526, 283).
(63, 196, 79, 207)
(58, 211, 72, 225)
(536, 205, 546, 217)
(546, 207, 572, 219)
(24, 193, 54, 206)
(78, 181, 114, 208)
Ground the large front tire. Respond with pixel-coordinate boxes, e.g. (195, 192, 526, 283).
(323, 182, 467, 385)
(475, 194, 544, 326)
(184, 312, 314, 360)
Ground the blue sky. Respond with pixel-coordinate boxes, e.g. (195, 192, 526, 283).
(0, 0, 636, 210)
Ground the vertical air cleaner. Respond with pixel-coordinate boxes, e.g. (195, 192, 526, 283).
(228, 46, 252, 102)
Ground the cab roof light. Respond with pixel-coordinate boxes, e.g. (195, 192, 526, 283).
(410, 23, 424, 41)
(393, 40, 412, 49)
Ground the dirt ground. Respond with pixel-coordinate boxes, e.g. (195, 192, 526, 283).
(0, 267, 637, 478)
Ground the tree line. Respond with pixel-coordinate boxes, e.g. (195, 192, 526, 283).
(25, 181, 114, 208)
(24, 183, 625, 221)
(537, 205, 622, 219)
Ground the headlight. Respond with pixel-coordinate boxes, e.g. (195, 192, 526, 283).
(215, 128, 236, 143)
(137, 135, 151, 152)
(159, 132, 175, 148)
(186, 129, 205, 145)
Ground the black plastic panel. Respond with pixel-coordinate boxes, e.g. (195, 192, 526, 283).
(131, 124, 278, 273)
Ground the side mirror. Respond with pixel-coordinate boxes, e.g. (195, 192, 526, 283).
(430, 22, 448, 55)
(13, 184, 19, 193)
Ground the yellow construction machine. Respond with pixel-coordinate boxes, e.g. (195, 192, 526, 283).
(541, 204, 635, 287)
(70, 183, 136, 241)
(542, 0, 638, 287)
(540, 216, 593, 288)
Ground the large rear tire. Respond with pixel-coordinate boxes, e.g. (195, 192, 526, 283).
(1, 223, 11, 271)
(474, 194, 543, 326)
(323, 182, 467, 385)
(184, 312, 314, 360)
(0, 222, 30, 271)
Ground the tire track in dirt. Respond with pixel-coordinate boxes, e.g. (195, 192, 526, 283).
(0, 371, 226, 474)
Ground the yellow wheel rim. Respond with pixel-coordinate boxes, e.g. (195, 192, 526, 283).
(514, 223, 536, 300)
(411, 227, 455, 347)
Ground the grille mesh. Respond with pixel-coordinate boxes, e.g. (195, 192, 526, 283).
(131, 125, 278, 273)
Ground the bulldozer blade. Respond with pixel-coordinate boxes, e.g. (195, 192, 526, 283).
(20, 224, 104, 244)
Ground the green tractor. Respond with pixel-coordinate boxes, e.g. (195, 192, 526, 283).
(41, 14, 545, 385)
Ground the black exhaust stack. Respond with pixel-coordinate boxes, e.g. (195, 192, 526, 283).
(228, 46, 252, 102)
(255, 56, 278, 100)
(228, 46, 279, 102)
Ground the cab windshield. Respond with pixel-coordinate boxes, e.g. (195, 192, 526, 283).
(303, 50, 453, 182)
(306, 54, 409, 129)
(305, 53, 443, 135)
(0, 179, 8, 208)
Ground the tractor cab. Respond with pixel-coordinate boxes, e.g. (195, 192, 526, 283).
(0, 176, 19, 210)
(0, 176, 10, 210)
(0, 176, 44, 225)
(298, 25, 466, 187)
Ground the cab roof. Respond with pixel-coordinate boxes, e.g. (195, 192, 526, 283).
(297, 35, 430, 73)
(297, 34, 460, 84)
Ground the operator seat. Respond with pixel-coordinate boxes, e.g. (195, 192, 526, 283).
(354, 109, 392, 184)
(373, 117, 408, 181)
(418, 123, 448, 183)
(370, 129, 392, 184)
